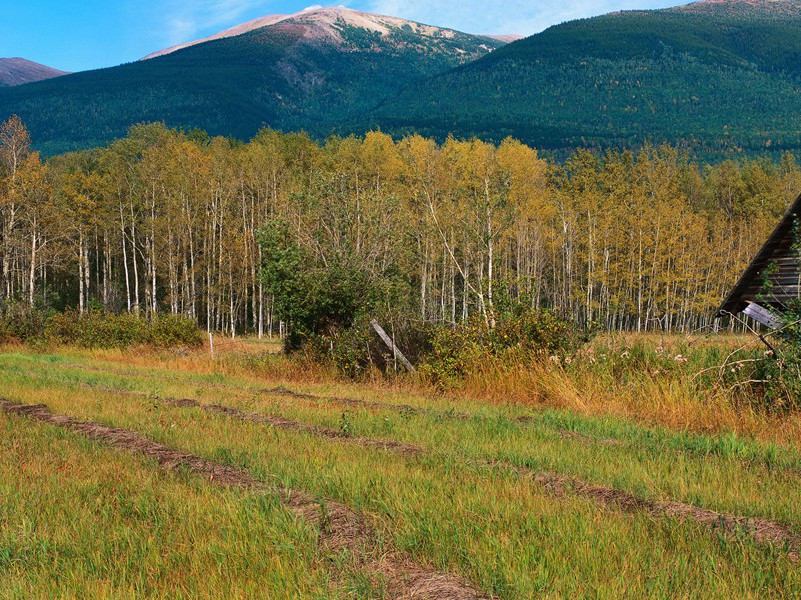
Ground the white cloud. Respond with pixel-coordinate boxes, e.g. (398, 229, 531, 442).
(367, 0, 678, 36)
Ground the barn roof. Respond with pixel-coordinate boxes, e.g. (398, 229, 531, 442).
(719, 192, 801, 317)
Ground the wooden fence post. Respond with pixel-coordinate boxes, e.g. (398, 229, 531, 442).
(370, 319, 415, 373)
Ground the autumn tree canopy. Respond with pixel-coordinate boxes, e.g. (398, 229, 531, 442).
(0, 116, 797, 336)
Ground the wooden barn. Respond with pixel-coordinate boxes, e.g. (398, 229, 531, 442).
(718, 193, 801, 328)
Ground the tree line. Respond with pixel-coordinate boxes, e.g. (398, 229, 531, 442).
(0, 115, 797, 336)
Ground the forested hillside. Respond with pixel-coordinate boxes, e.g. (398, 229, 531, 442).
(6, 2, 801, 156)
(0, 8, 503, 156)
(368, 0, 801, 155)
(1, 116, 797, 335)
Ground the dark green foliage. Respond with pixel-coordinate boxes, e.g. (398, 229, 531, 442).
(304, 313, 436, 379)
(258, 219, 383, 351)
(366, 7, 801, 157)
(15, 5, 801, 158)
(0, 303, 51, 343)
(0, 306, 203, 349)
(751, 301, 801, 410)
(715, 304, 801, 412)
(0, 20, 501, 156)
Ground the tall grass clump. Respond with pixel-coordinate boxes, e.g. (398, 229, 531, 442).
(721, 301, 801, 412)
(420, 308, 590, 388)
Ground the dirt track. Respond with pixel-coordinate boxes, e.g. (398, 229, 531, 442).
(0, 399, 489, 600)
(8, 370, 801, 561)
(142, 391, 801, 561)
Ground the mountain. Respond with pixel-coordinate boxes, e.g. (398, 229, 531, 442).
(0, 58, 68, 87)
(141, 8, 497, 60)
(366, 0, 801, 155)
(0, 7, 505, 155)
(671, 0, 801, 17)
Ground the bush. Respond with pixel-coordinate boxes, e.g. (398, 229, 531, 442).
(259, 220, 386, 352)
(744, 301, 801, 411)
(712, 301, 801, 412)
(0, 306, 203, 350)
(0, 303, 51, 343)
(303, 314, 436, 379)
(421, 309, 591, 388)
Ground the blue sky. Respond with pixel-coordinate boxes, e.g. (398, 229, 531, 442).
(2, 0, 680, 73)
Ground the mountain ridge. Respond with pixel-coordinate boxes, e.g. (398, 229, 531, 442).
(363, 0, 801, 155)
(0, 58, 68, 87)
(671, 0, 801, 17)
(6, 1, 801, 156)
(0, 8, 504, 155)
(143, 7, 504, 60)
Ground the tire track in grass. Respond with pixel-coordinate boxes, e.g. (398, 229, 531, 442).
(12, 358, 473, 420)
(7, 371, 801, 559)
(50, 360, 797, 470)
(11, 359, 800, 470)
(516, 470, 800, 562)
(264, 386, 467, 419)
(133, 391, 801, 561)
(3, 358, 622, 447)
(0, 399, 488, 600)
(94, 383, 605, 455)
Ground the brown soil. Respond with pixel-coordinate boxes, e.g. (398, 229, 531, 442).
(16, 371, 801, 560)
(156, 392, 801, 561)
(0, 399, 488, 599)
(82, 385, 422, 456)
(528, 470, 801, 561)
(266, 385, 479, 420)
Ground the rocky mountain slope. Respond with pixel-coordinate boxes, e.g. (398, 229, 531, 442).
(0, 7, 504, 155)
(0, 58, 68, 86)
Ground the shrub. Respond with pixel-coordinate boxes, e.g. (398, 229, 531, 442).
(0, 303, 51, 343)
(745, 301, 801, 411)
(45, 311, 203, 349)
(302, 313, 436, 380)
(259, 220, 385, 352)
(421, 308, 591, 388)
(0, 306, 202, 350)
(710, 301, 801, 412)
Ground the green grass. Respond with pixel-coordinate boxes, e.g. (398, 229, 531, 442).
(0, 414, 354, 599)
(4, 352, 801, 526)
(0, 349, 800, 597)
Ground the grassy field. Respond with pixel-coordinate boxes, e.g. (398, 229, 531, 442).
(1, 339, 800, 598)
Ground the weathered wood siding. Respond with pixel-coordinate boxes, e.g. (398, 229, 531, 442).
(719, 194, 801, 315)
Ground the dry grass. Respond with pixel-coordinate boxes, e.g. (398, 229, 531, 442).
(8, 330, 800, 449)
(449, 332, 801, 449)
(454, 361, 801, 447)
(3, 343, 801, 597)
